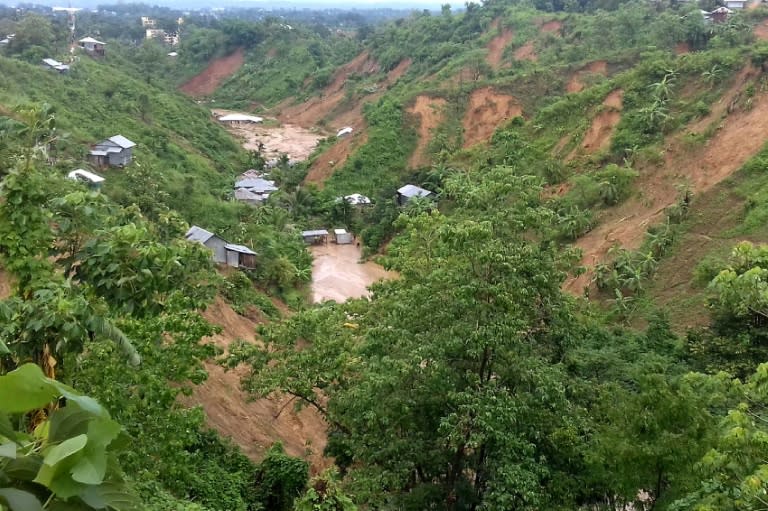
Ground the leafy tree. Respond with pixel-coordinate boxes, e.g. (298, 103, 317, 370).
(8, 14, 55, 59)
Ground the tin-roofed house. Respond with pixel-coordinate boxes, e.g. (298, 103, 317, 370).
(396, 184, 433, 206)
(89, 135, 136, 168)
(225, 243, 257, 269)
(185, 225, 227, 264)
(79, 37, 106, 56)
(302, 229, 329, 244)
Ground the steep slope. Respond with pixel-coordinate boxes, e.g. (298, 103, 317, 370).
(567, 65, 768, 293)
(486, 20, 514, 68)
(180, 48, 245, 97)
(463, 88, 523, 147)
(192, 297, 328, 470)
(408, 95, 447, 168)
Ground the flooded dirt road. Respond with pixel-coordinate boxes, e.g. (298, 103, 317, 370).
(310, 243, 396, 303)
(213, 109, 325, 161)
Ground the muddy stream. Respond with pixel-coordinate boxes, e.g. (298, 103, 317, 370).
(310, 243, 395, 303)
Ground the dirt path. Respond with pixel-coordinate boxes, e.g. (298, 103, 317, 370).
(311, 243, 395, 303)
(186, 296, 329, 471)
(486, 20, 514, 69)
(408, 96, 447, 168)
(463, 87, 523, 147)
(180, 48, 245, 97)
(566, 66, 768, 293)
(566, 60, 608, 94)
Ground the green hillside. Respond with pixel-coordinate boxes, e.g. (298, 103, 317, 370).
(4, 1, 768, 510)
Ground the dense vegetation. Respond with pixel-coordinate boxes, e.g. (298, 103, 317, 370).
(3, 0, 768, 510)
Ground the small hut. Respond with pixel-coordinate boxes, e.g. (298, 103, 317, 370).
(185, 225, 227, 264)
(302, 229, 329, 244)
(334, 229, 353, 245)
(225, 243, 257, 269)
(396, 184, 433, 206)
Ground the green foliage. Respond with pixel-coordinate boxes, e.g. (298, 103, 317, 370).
(221, 271, 280, 318)
(670, 366, 768, 511)
(295, 469, 356, 511)
(0, 363, 139, 510)
(252, 443, 309, 511)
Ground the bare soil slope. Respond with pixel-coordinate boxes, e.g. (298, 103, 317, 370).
(296, 57, 411, 184)
(567, 66, 768, 293)
(180, 48, 245, 97)
(514, 41, 537, 62)
(277, 51, 381, 128)
(463, 88, 522, 147)
(567, 89, 623, 160)
(486, 22, 514, 69)
(540, 20, 563, 35)
(408, 96, 447, 168)
(566, 60, 608, 94)
(305, 130, 368, 185)
(188, 297, 329, 470)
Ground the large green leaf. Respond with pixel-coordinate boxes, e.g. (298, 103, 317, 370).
(0, 364, 58, 413)
(70, 445, 107, 485)
(79, 482, 141, 511)
(0, 488, 43, 511)
(49, 407, 93, 444)
(0, 442, 16, 459)
(86, 418, 121, 448)
(42, 434, 88, 467)
(4, 455, 43, 481)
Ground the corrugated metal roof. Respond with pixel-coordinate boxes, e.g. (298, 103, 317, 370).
(68, 169, 104, 183)
(89, 149, 108, 156)
(218, 114, 263, 123)
(79, 36, 105, 44)
(302, 229, 329, 237)
(185, 225, 216, 244)
(333, 228, 348, 235)
(338, 193, 371, 205)
(234, 188, 261, 201)
(397, 184, 432, 198)
(108, 135, 136, 149)
(235, 178, 278, 193)
(225, 243, 257, 255)
(42, 58, 62, 67)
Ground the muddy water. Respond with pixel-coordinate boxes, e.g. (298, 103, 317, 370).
(310, 243, 396, 303)
(213, 109, 325, 161)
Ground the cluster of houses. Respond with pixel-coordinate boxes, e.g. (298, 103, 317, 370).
(185, 225, 257, 269)
(234, 169, 279, 206)
(41, 36, 106, 74)
(142, 16, 182, 46)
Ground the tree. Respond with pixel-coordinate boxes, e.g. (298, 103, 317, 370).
(8, 14, 54, 60)
(236, 171, 587, 509)
(135, 39, 166, 85)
